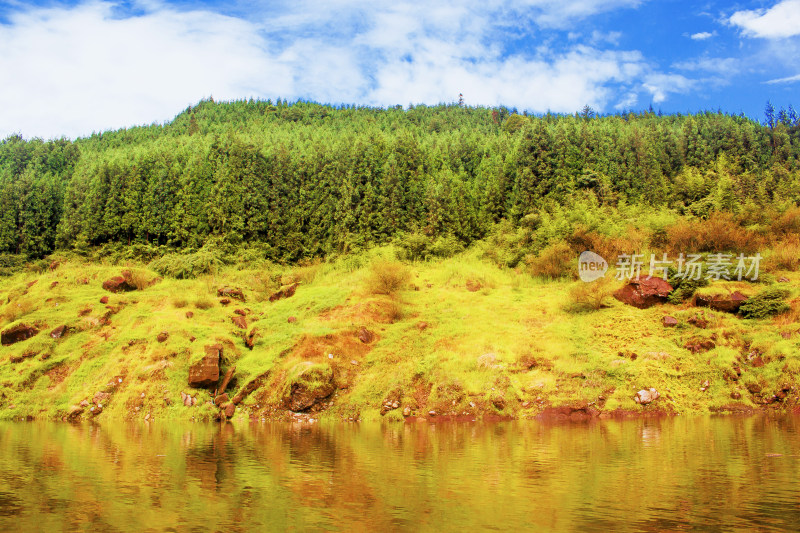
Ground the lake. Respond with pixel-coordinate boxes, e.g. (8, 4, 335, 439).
(1, 416, 799, 531)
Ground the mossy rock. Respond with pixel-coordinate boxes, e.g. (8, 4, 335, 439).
(281, 361, 334, 412)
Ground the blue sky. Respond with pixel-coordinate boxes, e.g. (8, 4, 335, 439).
(1, 0, 799, 139)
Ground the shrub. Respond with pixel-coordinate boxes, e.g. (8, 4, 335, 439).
(666, 212, 764, 255)
(666, 266, 709, 304)
(766, 237, 800, 272)
(739, 287, 791, 319)
(193, 297, 214, 310)
(365, 260, 411, 295)
(770, 206, 800, 237)
(124, 269, 156, 290)
(171, 297, 188, 309)
(567, 277, 616, 312)
(150, 248, 223, 279)
(526, 241, 574, 279)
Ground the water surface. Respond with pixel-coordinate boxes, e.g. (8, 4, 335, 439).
(1, 416, 799, 531)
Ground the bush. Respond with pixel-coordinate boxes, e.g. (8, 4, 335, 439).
(766, 237, 800, 271)
(123, 269, 156, 290)
(193, 297, 215, 310)
(526, 241, 574, 279)
(567, 278, 616, 312)
(739, 287, 791, 319)
(365, 260, 411, 295)
(666, 212, 764, 255)
(396, 232, 464, 261)
(150, 247, 223, 279)
(666, 266, 709, 304)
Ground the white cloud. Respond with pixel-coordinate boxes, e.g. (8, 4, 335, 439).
(642, 73, 696, 103)
(729, 0, 800, 39)
(0, 2, 293, 138)
(673, 57, 738, 76)
(766, 73, 800, 84)
(690, 31, 713, 40)
(0, 0, 683, 139)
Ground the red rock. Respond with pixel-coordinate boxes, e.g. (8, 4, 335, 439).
(49, 281, 59, 289)
(156, 331, 169, 343)
(189, 335, 196, 342)
(185, 311, 193, 319)
(93, 391, 110, 405)
(269, 283, 299, 302)
(684, 337, 716, 353)
(662, 315, 678, 327)
(234, 309, 247, 316)
(50, 325, 67, 339)
(232, 316, 247, 330)
(214, 393, 229, 406)
(356, 326, 374, 344)
(223, 402, 236, 418)
(688, 313, 709, 329)
(245, 328, 257, 349)
(1, 323, 39, 346)
(99, 296, 109, 304)
(102, 276, 135, 293)
(219, 298, 231, 306)
(613, 278, 673, 309)
(417, 321, 429, 331)
(693, 291, 748, 313)
(287, 316, 297, 323)
(730, 391, 742, 400)
(188, 345, 221, 388)
(217, 287, 245, 302)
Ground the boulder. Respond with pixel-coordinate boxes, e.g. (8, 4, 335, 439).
(50, 325, 67, 339)
(283, 362, 335, 412)
(356, 326, 374, 344)
(1, 323, 39, 346)
(287, 316, 297, 323)
(156, 331, 169, 343)
(102, 276, 136, 293)
(661, 316, 678, 327)
(188, 345, 221, 388)
(217, 287, 245, 302)
(269, 283, 299, 302)
(634, 388, 659, 405)
(214, 393, 229, 406)
(222, 402, 236, 418)
(99, 296, 109, 304)
(613, 278, 673, 309)
(231, 316, 247, 330)
(693, 291, 748, 313)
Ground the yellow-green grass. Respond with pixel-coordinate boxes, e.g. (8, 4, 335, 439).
(0, 250, 798, 422)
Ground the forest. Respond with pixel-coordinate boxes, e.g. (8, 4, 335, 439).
(1, 99, 799, 266)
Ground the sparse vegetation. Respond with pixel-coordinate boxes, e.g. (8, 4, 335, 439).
(365, 260, 411, 295)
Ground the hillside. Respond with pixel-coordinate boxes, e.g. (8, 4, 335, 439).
(1, 245, 798, 422)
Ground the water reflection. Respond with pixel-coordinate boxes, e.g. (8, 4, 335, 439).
(0, 416, 799, 531)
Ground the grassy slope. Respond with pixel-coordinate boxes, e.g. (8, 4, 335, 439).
(0, 248, 798, 422)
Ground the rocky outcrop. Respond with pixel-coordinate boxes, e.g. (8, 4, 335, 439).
(283, 362, 335, 412)
(188, 345, 221, 388)
(613, 278, 673, 309)
(231, 316, 247, 330)
(269, 283, 299, 302)
(1, 323, 39, 346)
(693, 291, 748, 313)
(102, 276, 136, 293)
